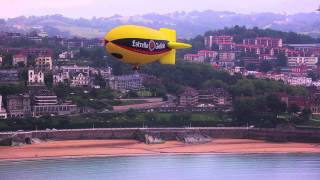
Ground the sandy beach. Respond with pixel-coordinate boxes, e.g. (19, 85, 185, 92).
(0, 139, 319, 160)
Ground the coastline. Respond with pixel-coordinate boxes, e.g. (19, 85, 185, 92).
(0, 139, 319, 161)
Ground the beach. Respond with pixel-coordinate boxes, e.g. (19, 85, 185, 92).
(0, 139, 319, 160)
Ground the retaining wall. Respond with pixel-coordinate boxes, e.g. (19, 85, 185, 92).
(1, 128, 320, 142)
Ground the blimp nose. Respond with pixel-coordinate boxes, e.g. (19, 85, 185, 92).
(104, 39, 109, 46)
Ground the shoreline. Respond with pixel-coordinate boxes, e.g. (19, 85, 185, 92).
(0, 139, 319, 161)
(2, 152, 320, 163)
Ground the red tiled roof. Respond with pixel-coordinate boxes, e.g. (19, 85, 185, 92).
(198, 50, 216, 53)
(211, 35, 233, 38)
(13, 54, 26, 58)
(255, 37, 281, 40)
(185, 54, 200, 57)
(218, 42, 236, 45)
(236, 44, 264, 48)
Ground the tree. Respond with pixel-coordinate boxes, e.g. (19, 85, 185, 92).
(2, 53, 13, 68)
(53, 84, 72, 99)
(307, 71, 318, 81)
(276, 52, 287, 67)
(202, 79, 227, 89)
(233, 98, 256, 125)
(246, 63, 257, 71)
(44, 73, 53, 88)
(94, 74, 106, 88)
(144, 113, 159, 121)
(232, 79, 255, 96)
(301, 108, 312, 122)
(265, 94, 286, 114)
(288, 103, 300, 114)
(127, 90, 138, 98)
(260, 61, 273, 72)
(126, 109, 137, 119)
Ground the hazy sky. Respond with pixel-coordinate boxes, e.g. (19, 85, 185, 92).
(2, 0, 319, 18)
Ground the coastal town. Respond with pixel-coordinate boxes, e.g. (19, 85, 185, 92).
(0, 29, 320, 121)
(1, 1, 320, 179)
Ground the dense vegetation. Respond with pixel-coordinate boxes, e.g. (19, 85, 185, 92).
(179, 26, 320, 55)
(0, 112, 232, 131)
(205, 26, 320, 44)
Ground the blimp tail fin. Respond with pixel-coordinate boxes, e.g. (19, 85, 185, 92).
(159, 28, 177, 65)
(160, 28, 176, 41)
(159, 49, 176, 65)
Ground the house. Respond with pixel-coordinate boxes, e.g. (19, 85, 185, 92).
(243, 57, 261, 68)
(218, 52, 236, 67)
(287, 56, 318, 68)
(28, 69, 44, 85)
(6, 94, 31, 118)
(243, 37, 283, 48)
(178, 87, 199, 107)
(286, 44, 320, 56)
(204, 36, 234, 49)
(198, 88, 232, 106)
(286, 77, 312, 86)
(12, 54, 27, 66)
(53, 72, 65, 85)
(35, 56, 53, 71)
(31, 89, 77, 117)
(218, 42, 236, 51)
(0, 69, 19, 84)
(53, 65, 91, 85)
(198, 50, 218, 61)
(108, 74, 143, 92)
(236, 44, 264, 55)
(309, 94, 320, 114)
(0, 95, 7, 119)
(99, 67, 113, 80)
(22, 48, 52, 57)
(219, 52, 236, 62)
(61, 65, 90, 79)
(277, 93, 308, 110)
(70, 72, 90, 87)
(184, 54, 204, 63)
(59, 51, 74, 59)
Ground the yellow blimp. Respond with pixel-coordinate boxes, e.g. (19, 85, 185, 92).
(104, 25, 192, 69)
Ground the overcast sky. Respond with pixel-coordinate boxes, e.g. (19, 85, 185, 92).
(2, 0, 319, 18)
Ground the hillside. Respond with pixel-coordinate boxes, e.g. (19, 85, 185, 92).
(1, 10, 320, 38)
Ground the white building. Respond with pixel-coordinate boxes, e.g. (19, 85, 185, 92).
(53, 72, 65, 85)
(28, 69, 44, 84)
(98, 67, 113, 80)
(0, 95, 7, 119)
(204, 36, 233, 49)
(109, 74, 143, 92)
(70, 73, 90, 87)
(184, 54, 205, 63)
(61, 65, 90, 79)
(287, 56, 318, 68)
(37, 31, 48, 38)
(243, 37, 283, 48)
(286, 77, 312, 86)
(218, 52, 236, 67)
(198, 50, 218, 60)
(59, 51, 74, 59)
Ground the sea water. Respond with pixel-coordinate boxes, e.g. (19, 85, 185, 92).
(0, 154, 320, 180)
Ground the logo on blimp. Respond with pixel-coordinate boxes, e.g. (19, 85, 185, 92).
(131, 39, 166, 52)
(148, 40, 156, 51)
